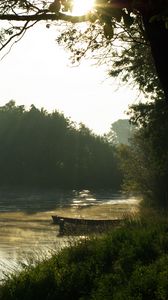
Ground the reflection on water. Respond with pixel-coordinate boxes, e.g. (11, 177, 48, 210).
(0, 188, 140, 280)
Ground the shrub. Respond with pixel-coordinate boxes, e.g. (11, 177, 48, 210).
(1, 217, 168, 300)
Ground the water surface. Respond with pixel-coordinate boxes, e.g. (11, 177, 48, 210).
(0, 188, 139, 280)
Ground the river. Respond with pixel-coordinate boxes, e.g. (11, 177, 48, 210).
(0, 188, 139, 281)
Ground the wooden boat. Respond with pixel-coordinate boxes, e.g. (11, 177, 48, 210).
(52, 215, 122, 226)
(52, 215, 123, 235)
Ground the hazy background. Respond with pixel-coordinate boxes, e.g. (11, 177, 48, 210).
(0, 24, 143, 135)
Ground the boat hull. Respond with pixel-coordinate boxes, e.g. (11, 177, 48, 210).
(52, 215, 122, 235)
(52, 215, 121, 225)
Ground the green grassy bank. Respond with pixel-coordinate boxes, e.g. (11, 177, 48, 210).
(1, 215, 168, 300)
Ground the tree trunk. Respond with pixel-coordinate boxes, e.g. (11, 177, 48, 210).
(142, 13, 168, 101)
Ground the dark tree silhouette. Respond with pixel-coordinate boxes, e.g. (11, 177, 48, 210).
(0, 1, 168, 100)
(0, 101, 122, 189)
(118, 99, 168, 208)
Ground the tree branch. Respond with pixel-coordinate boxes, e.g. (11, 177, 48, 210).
(0, 20, 38, 53)
(0, 12, 91, 23)
(0, 20, 39, 60)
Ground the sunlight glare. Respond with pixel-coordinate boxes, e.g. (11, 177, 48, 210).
(72, 0, 95, 16)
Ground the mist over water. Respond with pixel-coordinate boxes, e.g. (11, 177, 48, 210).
(0, 188, 139, 280)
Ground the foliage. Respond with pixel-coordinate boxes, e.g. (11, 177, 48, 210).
(0, 1, 167, 99)
(57, 14, 163, 99)
(105, 119, 135, 145)
(0, 101, 122, 189)
(1, 216, 168, 299)
(117, 99, 168, 208)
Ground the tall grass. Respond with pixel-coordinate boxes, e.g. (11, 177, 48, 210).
(1, 214, 168, 300)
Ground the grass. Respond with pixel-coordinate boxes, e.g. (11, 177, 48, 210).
(1, 214, 168, 300)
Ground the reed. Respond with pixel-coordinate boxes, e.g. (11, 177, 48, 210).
(1, 214, 168, 300)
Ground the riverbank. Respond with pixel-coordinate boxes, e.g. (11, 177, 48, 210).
(1, 213, 168, 300)
(0, 191, 139, 281)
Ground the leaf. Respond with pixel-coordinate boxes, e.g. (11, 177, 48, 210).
(122, 12, 134, 27)
(110, 8, 122, 22)
(103, 23, 114, 39)
(149, 14, 161, 23)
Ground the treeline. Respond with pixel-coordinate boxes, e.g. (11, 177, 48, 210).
(0, 101, 122, 189)
(117, 99, 168, 209)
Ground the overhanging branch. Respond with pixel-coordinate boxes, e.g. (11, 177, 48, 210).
(0, 12, 90, 23)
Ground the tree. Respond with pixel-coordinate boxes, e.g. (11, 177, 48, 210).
(105, 119, 135, 145)
(118, 99, 168, 208)
(0, 101, 122, 189)
(0, 1, 168, 100)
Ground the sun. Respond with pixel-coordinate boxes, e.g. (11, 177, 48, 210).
(72, 0, 95, 16)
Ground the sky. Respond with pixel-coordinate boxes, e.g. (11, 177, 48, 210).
(0, 22, 143, 135)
